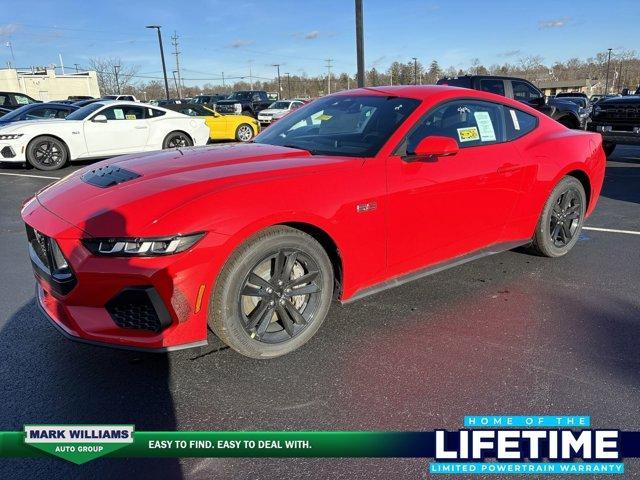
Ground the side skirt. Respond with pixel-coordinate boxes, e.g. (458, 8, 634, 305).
(342, 240, 530, 304)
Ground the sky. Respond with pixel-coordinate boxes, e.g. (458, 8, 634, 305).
(1, 0, 638, 86)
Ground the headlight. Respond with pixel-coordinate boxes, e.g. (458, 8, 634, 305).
(234, 103, 242, 114)
(82, 233, 205, 257)
(0, 133, 23, 140)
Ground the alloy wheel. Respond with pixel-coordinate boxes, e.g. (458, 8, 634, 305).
(33, 141, 64, 168)
(238, 249, 322, 343)
(549, 187, 582, 247)
(167, 134, 190, 148)
(237, 125, 253, 142)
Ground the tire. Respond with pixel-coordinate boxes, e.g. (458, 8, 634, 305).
(529, 176, 586, 258)
(26, 136, 68, 171)
(162, 131, 193, 149)
(235, 123, 255, 142)
(603, 143, 616, 157)
(209, 226, 334, 359)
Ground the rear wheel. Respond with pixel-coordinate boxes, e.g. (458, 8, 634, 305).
(26, 136, 68, 171)
(209, 226, 334, 359)
(162, 131, 193, 149)
(529, 176, 586, 257)
(235, 123, 255, 142)
(603, 142, 616, 157)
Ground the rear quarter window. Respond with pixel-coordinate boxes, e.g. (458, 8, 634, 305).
(505, 108, 538, 140)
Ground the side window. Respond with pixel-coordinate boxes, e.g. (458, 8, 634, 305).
(101, 106, 145, 120)
(25, 108, 51, 119)
(0, 95, 8, 106)
(56, 109, 72, 118)
(479, 79, 505, 96)
(252, 93, 261, 102)
(406, 100, 506, 152)
(179, 108, 199, 116)
(505, 107, 538, 140)
(146, 108, 166, 118)
(511, 81, 542, 103)
(14, 94, 34, 105)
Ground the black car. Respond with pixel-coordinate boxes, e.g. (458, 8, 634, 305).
(0, 102, 78, 126)
(72, 98, 103, 107)
(436, 75, 585, 129)
(214, 90, 272, 117)
(587, 95, 640, 157)
(191, 94, 227, 107)
(0, 91, 41, 111)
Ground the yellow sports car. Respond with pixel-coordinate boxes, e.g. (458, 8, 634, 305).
(166, 104, 260, 142)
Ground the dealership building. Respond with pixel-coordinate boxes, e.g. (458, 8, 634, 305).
(537, 79, 602, 96)
(0, 67, 100, 101)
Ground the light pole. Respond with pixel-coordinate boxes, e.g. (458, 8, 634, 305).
(285, 72, 291, 98)
(355, 0, 365, 87)
(604, 48, 613, 95)
(412, 57, 418, 85)
(146, 25, 170, 100)
(114, 65, 121, 94)
(272, 64, 281, 99)
(5, 41, 15, 67)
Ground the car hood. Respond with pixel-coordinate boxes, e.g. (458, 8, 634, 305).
(597, 96, 640, 105)
(259, 109, 287, 115)
(35, 143, 351, 237)
(0, 118, 79, 132)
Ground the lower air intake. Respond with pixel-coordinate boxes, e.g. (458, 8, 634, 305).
(106, 287, 172, 333)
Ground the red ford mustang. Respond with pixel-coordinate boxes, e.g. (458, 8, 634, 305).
(22, 86, 606, 358)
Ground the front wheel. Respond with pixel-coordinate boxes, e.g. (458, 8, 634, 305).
(162, 131, 193, 149)
(209, 226, 334, 359)
(529, 176, 586, 257)
(26, 136, 68, 171)
(235, 123, 255, 142)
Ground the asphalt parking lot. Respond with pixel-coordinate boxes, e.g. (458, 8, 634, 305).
(0, 147, 639, 479)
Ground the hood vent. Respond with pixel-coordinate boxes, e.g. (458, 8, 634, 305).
(82, 165, 141, 188)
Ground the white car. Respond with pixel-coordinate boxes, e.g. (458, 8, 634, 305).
(257, 100, 305, 125)
(0, 101, 210, 170)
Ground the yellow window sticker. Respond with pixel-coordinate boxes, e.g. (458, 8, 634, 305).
(457, 126, 480, 142)
(125, 114, 137, 120)
(317, 114, 332, 121)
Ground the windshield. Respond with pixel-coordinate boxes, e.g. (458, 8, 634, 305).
(227, 92, 251, 101)
(254, 94, 420, 157)
(270, 101, 291, 110)
(65, 102, 105, 120)
(192, 96, 208, 104)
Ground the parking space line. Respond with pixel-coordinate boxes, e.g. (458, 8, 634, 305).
(0, 172, 61, 180)
(583, 226, 640, 236)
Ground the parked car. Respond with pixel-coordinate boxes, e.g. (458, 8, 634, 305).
(21, 86, 605, 358)
(156, 99, 183, 107)
(215, 90, 272, 117)
(0, 103, 78, 126)
(0, 107, 11, 117)
(555, 92, 589, 100)
(68, 95, 94, 101)
(191, 94, 227, 107)
(102, 94, 139, 102)
(0, 91, 41, 111)
(437, 75, 585, 128)
(72, 98, 103, 108)
(587, 95, 640, 156)
(257, 100, 306, 125)
(164, 103, 260, 142)
(0, 100, 209, 170)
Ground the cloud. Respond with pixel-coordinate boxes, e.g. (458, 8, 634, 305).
(499, 49, 521, 57)
(0, 23, 20, 36)
(538, 17, 570, 29)
(228, 39, 254, 48)
(304, 30, 320, 40)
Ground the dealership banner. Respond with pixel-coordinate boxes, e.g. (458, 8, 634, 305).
(1, 417, 640, 473)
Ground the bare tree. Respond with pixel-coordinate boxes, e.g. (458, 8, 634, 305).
(88, 57, 140, 96)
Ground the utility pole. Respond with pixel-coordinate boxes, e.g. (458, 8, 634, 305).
(604, 48, 613, 95)
(172, 71, 180, 97)
(272, 64, 281, 99)
(114, 64, 121, 94)
(171, 31, 183, 98)
(5, 41, 15, 66)
(412, 57, 418, 85)
(285, 72, 291, 98)
(355, 0, 365, 87)
(325, 58, 333, 94)
(221, 71, 226, 89)
(73, 63, 80, 73)
(146, 25, 170, 100)
(248, 60, 253, 90)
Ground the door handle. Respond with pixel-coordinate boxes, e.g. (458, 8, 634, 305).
(497, 163, 519, 174)
(135, 126, 148, 129)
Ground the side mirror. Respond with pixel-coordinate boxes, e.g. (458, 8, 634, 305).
(92, 114, 107, 123)
(406, 136, 459, 161)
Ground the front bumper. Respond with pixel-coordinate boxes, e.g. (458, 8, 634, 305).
(587, 122, 640, 145)
(0, 140, 27, 162)
(22, 197, 231, 351)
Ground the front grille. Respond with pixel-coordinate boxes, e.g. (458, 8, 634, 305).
(82, 165, 140, 188)
(595, 105, 640, 121)
(25, 224, 77, 295)
(216, 104, 235, 113)
(1, 146, 15, 158)
(106, 287, 172, 333)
